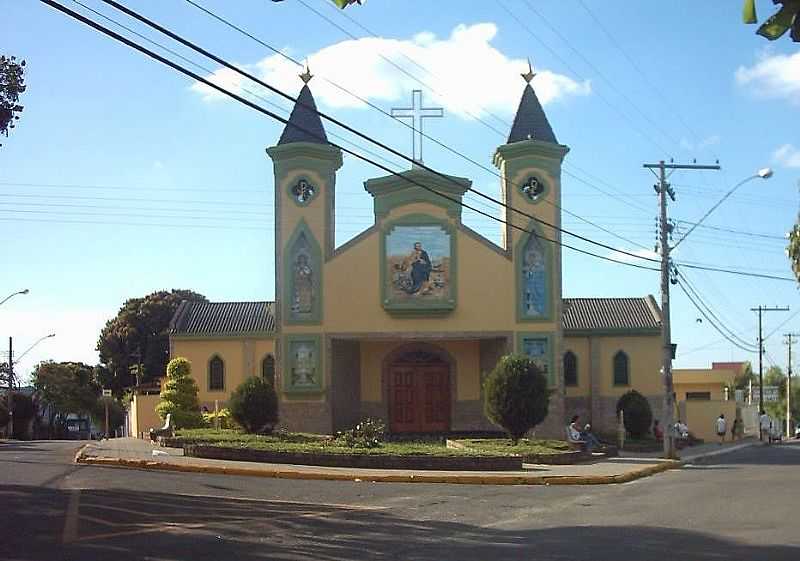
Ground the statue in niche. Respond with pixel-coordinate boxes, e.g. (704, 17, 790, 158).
(290, 232, 314, 316)
(292, 343, 316, 387)
(522, 232, 546, 317)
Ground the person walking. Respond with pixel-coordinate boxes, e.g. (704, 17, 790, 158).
(715, 414, 727, 445)
(759, 410, 771, 444)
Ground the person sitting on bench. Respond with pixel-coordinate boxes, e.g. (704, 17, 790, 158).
(568, 415, 602, 451)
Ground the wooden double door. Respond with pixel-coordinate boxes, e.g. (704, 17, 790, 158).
(389, 361, 450, 433)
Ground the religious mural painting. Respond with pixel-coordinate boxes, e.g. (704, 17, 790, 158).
(286, 338, 321, 392)
(521, 230, 548, 319)
(285, 221, 321, 323)
(383, 221, 455, 312)
(521, 335, 552, 386)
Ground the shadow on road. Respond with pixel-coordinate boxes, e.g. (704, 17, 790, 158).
(1, 484, 797, 561)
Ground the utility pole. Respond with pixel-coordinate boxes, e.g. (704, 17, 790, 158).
(784, 333, 799, 438)
(750, 306, 789, 437)
(7, 337, 13, 439)
(643, 160, 720, 459)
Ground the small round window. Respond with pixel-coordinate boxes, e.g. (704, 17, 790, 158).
(519, 175, 545, 202)
(290, 178, 317, 205)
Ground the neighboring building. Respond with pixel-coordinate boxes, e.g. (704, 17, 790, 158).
(673, 366, 738, 402)
(167, 73, 665, 437)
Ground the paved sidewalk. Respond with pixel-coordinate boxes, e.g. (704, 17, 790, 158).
(76, 438, 684, 485)
(618, 437, 758, 463)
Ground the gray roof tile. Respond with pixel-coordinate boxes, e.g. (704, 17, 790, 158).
(278, 85, 328, 145)
(170, 301, 275, 336)
(507, 84, 558, 144)
(563, 296, 662, 332)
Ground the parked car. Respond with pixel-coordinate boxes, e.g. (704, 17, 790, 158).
(64, 416, 91, 440)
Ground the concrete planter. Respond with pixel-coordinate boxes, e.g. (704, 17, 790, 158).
(183, 444, 522, 471)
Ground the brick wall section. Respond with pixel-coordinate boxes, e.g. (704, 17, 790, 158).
(330, 339, 361, 432)
(280, 401, 332, 435)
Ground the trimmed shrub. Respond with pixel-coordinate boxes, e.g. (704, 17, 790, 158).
(483, 354, 551, 443)
(336, 417, 386, 448)
(156, 357, 204, 429)
(228, 377, 278, 434)
(202, 407, 237, 430)
(616, 390, 653, 439)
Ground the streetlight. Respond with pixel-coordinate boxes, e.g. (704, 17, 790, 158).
(0, 289, 29, 307)
(14, 333, 57, 365)
(672, 168, 773, 249)
(5, 332, 55, 439)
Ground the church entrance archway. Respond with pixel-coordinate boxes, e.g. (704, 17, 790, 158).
(387, 349, 451, 433)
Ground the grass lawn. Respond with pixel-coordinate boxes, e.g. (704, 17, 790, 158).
(174, 429, 502, 456)
(453, 438, 572, 456)
(175, 429, 573, 457)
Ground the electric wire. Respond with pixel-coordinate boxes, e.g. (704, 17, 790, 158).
(92, 0, 663, 264)
(182, 0, 654, 249)
(43, 0, 662, 273)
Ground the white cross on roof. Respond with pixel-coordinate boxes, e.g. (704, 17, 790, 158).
(390, 90, 443, 164)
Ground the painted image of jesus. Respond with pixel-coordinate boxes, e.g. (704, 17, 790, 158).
(402, 241, 432, 295)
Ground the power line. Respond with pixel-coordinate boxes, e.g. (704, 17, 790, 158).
(45, 0, 662, 274)
(676, 278, 758, 353)
(678, 272, 757, 350)
(183, 0, 655, 248)
(677, 262, 795, 282)
(498, 0, 672, 156)
(91, 0, 664, 265)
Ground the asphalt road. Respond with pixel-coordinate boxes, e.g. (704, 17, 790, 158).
(1, 439, 798, 560)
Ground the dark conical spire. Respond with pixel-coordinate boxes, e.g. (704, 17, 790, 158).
(507, 84, 557, 145)
(278, 84, 328, 145)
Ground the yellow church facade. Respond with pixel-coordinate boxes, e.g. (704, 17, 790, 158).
(168, 76, 666, 437)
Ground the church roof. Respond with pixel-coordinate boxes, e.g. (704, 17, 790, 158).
(277, 85, 328, 145)
(169, 300, 275, 336)
(507, 84, 558, 145)
(563, 296, 662, 333)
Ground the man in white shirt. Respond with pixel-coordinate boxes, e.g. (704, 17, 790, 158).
(715, 414, 727, 445)
(759, 411, 771, 444)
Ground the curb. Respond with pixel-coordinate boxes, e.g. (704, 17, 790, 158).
(75, 450, 681, 486)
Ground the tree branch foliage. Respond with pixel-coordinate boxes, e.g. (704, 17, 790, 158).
(0, 55, 26, 146)
(96, 289, 206, 391)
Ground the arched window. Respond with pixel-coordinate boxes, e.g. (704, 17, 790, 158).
(613, 351, 629, 386)
(209, 356, 225, 391)
(563, 351, 578, 387)
(262, 354, 276, 386)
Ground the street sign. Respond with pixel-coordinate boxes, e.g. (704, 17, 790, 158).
(102, 389, 112, 397)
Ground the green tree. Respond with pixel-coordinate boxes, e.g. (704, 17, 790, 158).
(483, 355, 551, 444)
(228, 377, 278, 433)
(97, 289, 206, 391)
(0, 55, 26, 146)
(32, 361, 100, 434)
(91, 397, 126, 435)
(743, 0, 800, 42)
(616, 390, 653, 439)
(156, 357, 203, 429)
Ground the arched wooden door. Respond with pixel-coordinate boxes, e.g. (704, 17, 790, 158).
(388, 351, 450, 433)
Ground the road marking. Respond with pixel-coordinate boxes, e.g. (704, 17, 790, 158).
(61, 489, 80, 544)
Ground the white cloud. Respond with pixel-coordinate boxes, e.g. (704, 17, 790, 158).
(679, 134, 720, 151)
(773, 143, 800, 168)
(606, 248, 659, 265)
(190, 23, 591, 119)
(735, 50, 800, 103)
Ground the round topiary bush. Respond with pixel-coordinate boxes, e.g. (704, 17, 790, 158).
(228, 376, 278, 434)
(156, 357, 204, 429)
(616, 390, 653, 439)
(483, 354, 551, 443)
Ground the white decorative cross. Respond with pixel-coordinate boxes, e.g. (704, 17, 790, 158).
(390, 90, 443, 163)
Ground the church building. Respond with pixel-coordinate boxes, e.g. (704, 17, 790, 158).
(168, 71, 665, 437)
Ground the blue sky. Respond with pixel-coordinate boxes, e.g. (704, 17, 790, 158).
(2, 0, 799, 382)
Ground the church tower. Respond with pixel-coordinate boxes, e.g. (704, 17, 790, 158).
(266, 72, 342, 432)
(494, 68, 569, 433)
